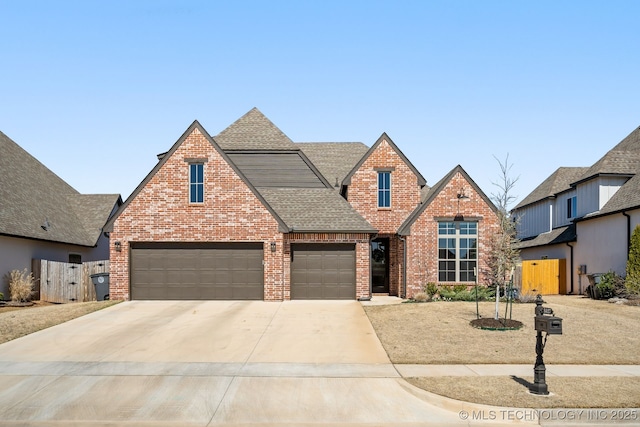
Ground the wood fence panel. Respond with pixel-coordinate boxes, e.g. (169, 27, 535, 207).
(82, 260, 109, 302)
(521, 259, 566, 295)
(36, 260, 109, 303)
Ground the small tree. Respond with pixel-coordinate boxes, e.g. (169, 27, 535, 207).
(487, 154, 521, 320)
(626, 224, 640, 294)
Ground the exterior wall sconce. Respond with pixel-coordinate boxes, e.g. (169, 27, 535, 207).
(270, 242, 276, 253)
(454, 188, 469, 221)
(114, 241, 122, 252)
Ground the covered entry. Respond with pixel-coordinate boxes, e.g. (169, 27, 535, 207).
(290, 243, 356, 299)
(130, 242, 264, 300)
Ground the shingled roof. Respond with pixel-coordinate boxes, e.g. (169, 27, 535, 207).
(585, 172, 640, 218)
(257, 188, 376, 233)
(514, 224, 576, 249)
(214, 107, 297, 150)
(0, 131, 121, 246)
(296, 142, 369, 187)
(575, 126, 640, 183)
(514, 167, 589, 209)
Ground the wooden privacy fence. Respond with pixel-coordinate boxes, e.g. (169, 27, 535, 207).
(521, 259, 566, 295)
(32, 259, 109, 303)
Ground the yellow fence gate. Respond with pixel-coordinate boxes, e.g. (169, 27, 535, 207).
(521, 259, 567, 295)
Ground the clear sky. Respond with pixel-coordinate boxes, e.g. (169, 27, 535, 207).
(1, 1, 639, 206)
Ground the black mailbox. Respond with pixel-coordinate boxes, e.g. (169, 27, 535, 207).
(535, 315, 563, 335)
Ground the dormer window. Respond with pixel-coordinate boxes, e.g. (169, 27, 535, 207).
(189, 163, 204, 204)
(378, 171, 391, 208)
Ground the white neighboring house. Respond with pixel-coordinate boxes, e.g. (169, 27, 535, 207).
(512, 126, 640, 294)
(0, 131, 121, 299)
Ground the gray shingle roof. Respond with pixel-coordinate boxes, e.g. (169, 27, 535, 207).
(296, 142, 369, 187)
(257, 188, 376, 233)
(214, 107, 297, 150)
(590, 173, 640, 217)
(514, 167, 589, 209)
(0, 131, 120, 246)
(514, 225, 576, 249)
(575, 126, 640, 183)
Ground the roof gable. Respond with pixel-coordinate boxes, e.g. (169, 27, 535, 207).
(342, 133, 427, 187)
(104, 121, 290, 232)
(398, 165, 497, 235)
(514, 167, 589, 209)
(296, 142, 369, 187)
(214, 107, 297, 150)
(0, 131, 120, 246)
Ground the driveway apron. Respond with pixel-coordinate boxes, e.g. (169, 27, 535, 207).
(0, 301, 507, 426)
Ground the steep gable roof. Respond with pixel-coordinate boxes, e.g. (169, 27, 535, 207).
(342, 133, 427, 187)
(0, 131, 120, 246)
(398, 165, 496, 235)
(583, 173, 640, 218)
(514, 167, 589, 209)
(214, 107, 297, 150)
(574, 126, 640, 184)
(104, 120, 290, 233)
(296, 142, 369, 187)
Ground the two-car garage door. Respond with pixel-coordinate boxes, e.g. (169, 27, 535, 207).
(129, 242, 356, 300)
(130, 243, 264, 300)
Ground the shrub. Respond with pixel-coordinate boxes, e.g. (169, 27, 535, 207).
(424, 282, 439, 297)
(412, 292, 430, 302)
(8, 269, 35, 303)
(516, 290, 538, 303)
(452, 284, 468, 293)
(595, 271, 623, 299)
(626, 225, 640, 295)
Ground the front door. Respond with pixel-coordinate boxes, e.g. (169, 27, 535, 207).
(371, 238, 389, 293)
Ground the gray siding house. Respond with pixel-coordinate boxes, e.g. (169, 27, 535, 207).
(512, 126, 640, 294)
(0, 131, 121, 298)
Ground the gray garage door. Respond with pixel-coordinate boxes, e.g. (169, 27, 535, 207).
(130, 242, 264, 300)
(290, 243, 356, 300)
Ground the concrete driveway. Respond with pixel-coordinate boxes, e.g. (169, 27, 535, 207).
(0, 301, 512, 426)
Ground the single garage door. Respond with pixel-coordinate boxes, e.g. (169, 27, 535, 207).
(290, 243, 356, 300)
(130, 242, 264, 300)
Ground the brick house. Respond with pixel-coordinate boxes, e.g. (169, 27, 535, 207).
(105, 108, 499, 300)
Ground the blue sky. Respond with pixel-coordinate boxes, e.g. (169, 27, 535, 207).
(1, 1, 639, 206)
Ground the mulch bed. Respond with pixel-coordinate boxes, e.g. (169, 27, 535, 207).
(470, 317, 523, 330)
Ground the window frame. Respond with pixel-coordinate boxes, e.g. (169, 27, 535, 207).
(437, 221, 478, 283)
(189, 163, 204, 204)
(567, 196, 577, 219)
(377, 171, 391, 208)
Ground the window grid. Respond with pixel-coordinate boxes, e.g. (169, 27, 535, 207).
(189, 163, 204, 204)
(378, 172, 391, 208)
(438, 221, 478, 282)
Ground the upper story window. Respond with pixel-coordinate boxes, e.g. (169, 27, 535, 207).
(189, 163, 204, 204)
(378, 171, 391, 208)
(438, 221, 477, 282)
(567, 196, 577, 219)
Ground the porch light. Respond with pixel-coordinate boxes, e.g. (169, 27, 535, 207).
(114, 241, 122, 252)
(270, 242, 276, 252)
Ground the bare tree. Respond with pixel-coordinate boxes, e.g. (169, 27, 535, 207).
(487, 154, 521, 320)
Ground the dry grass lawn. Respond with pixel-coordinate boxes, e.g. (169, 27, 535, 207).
(364, 295, 640, 364)
(365, 295, 640, 409)
(0, 300, 119, 344)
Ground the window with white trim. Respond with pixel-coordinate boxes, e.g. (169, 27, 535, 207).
(438, 221, 477, 282)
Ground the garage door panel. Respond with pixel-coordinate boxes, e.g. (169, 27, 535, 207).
(131, 244, 264, 300)
(291, 244, 356, 300)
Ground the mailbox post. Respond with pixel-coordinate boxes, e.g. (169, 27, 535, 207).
(531, 294, 562, 395)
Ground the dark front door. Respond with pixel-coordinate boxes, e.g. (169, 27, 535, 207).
(371, 238, 389, 293)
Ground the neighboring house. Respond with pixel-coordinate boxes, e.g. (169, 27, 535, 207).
(0, 131, 122, 298)
(512, 125, 640, 294)
(105, 108, 499, 301)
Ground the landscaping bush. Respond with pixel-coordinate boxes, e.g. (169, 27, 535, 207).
(515, 290, 538, 303)
(8, 269, 35, 303)
(424, 282, 439, 297)
(437, 285, 494, 302)
(412, 292, 430, 302)
(626, 225, 640, 295)
(594, 271, 624, 299)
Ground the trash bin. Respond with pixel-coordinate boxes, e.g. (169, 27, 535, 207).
(90, 273, 110, 301)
